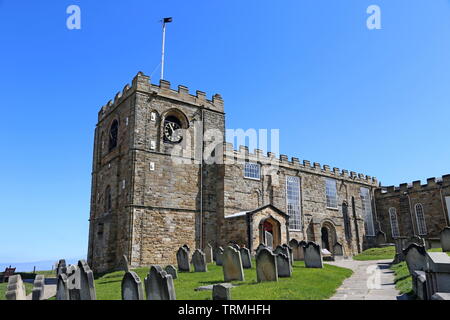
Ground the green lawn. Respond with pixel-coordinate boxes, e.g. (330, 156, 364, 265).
(353, 246, 395, 261)
(95, 260, 353, 300)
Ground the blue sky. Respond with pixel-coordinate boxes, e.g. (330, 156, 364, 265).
(0, 0, 449, 264)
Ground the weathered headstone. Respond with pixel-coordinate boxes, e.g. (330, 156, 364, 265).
(182, 244, 190, 253)
(177, 246, 191, 272)
(393, 238, 406, 263)
(56, 259, 67, 278)
(240, 247, 252, 269)
(144, 265, 176, 300)
(376, 231, 386, 246)
(425, 252, 450, 299)
(282, 244, 294, 266)
(256, 243, 268, 256)
(121, 254, 130, 272)
(403, 243, 427, 275)
(274, 245, 292, 268)
(333, 242, 344, 257)
(406, 236, 425, 248)
(265, 231, 274, 249)
(32, 274, 45, 300)
(121, 271, 145, 300)
(229, 243, 240, 251)
(304, 242, 323, 268)
(5, 275, 26, 300)
(56, 274, 70, 300)
(276, 253, 292, 277)
(192, 249, 208, 272)
(213, 284, 231, 300)
(441, 227, 450, 252)
(223, 246, 245, 282)
(216, 247, 224, 266)
(78, 260, 96, 300)
(66, 264, 81, 300)
(204, 244, 213, 263)
(289, 239, 301, 260)
(256, 248, 278, 282)
(164, 265, 178, 280)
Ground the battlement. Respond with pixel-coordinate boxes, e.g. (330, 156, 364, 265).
(375, 174, 450, 196)
(224, 143, 378, 186)
(98, 71, 224, 121)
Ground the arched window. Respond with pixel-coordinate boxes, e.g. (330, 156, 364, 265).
(105, 186, 112, 213)
(342, 202, 352, 241)
(415, 203, 427, 235)
(108, 120, 119, 152)
(389, 208, 400, 238)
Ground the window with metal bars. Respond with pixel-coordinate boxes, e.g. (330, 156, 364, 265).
(244, 162, 261, 180)
(286, 176, 301, 230)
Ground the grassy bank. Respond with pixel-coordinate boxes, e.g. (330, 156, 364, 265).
(353, 246, 395, 261)
(95, 260, 352, 300)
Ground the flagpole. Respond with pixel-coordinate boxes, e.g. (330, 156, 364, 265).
(161, 21, 166, 80)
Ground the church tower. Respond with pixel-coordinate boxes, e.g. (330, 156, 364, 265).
(87, 72, 225, 273)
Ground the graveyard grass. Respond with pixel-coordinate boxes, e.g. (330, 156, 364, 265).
(353, 246, 395, 261)
(94, 260, 353, 300)
(0, 282, 33, 300)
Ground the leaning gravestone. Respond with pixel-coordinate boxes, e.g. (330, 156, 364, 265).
(223, 246, 245, 282)
(204, 244, 213, 263)
(216, 247, 224, 266)
(274, 246, 292, 268)
(403, 243, 427, 275)
(265, 231, 274, 249)
(56, 259, 67, 278)
(144, 265, 176, 300)
(5, 275, 26, 300)
(282, 244, 294, 266)
(256, 248, 278, 282)
(192, 249, 208, 272)
(276, 253, 292, 277)
(304, 242, 323, 268)
(441, 227, 450, 252)
(165, 265, 178, 280)
(121, 271, 145, 300)
(56, 274, 70, 300)
(32, 274, 45, 300)
(240, 247, 252, 269)
(333, 242, 344, 257)
(213, 284, 231, 300)
(177, 246, 191, 272)
(78, 260, 96, 300)
(66, 264, 81, 300)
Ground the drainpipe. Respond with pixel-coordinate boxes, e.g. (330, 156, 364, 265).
(199, 109, 205, 250)
(439, 186, 449, 226)
(405, 192, 417, 236)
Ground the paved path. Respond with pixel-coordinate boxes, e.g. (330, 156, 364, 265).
(328, 258, 408, 300)
(25, 278, 57, 300)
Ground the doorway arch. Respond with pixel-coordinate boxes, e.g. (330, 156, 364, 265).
(321, 220, 338, 253)
(259, 216, 281, 249)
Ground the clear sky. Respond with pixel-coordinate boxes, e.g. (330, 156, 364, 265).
(1, 0, 449, 263)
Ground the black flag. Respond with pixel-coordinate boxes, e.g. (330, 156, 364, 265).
(163, 17, 173, 23)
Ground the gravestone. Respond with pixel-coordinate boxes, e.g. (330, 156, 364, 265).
(56, 259, 67, 278)
(406, 236, 425, 248)
(177, 247, 191, 272)
(376, 231, 386, 246)
(441, 227, 450, 252)
(216, 247, 224, 266)
(265, 231, 274, 249)
(164, 265, 178, 280)
(204, 244, 213, 263)
(56, 274, 70, 300)
(32, 274, 45, 300)
(425, 252, 450, 298)
(66, 264, 81, 300)
(144, 265, 176, 300)
(276, 253, 292, 277)
(403, 243, 427, 275)
(282, 244, 294, 266)
(230, 243, 240, 251)
(78, 260, 96, 300)
(393, 238, 406, 264)
(5, 275, 26, 300)
(213, 284, 231, 300)
(289, 239, 301, 260)
(333, 242, 344, 257)
(240, 247, 252, 269)
(275, 245, 292, 266)
(121, 271, 145, 300)
(223, 246, 245, 282)
(182, 244, 190, 254)
(256, 243, 268, 256)
(304, 242, 323, 268)
(121, 254, 130, 272)
(256, 248, 278, 282)
(192, 249, 208, 272)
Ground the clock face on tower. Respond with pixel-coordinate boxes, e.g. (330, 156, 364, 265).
(163, 116, 183, 143)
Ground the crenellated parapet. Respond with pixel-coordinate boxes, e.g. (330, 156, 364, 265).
(375, 174, 450, 197)
(223, 143, 378, 186)
(97, 71, 224, 121)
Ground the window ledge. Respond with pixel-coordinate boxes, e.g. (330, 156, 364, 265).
(326, 207, 339, 211)
(244, 177, 261, 181)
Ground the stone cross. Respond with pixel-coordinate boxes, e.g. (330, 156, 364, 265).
(213, 284, 231, 300)
(276, 253, 292, 277)
(32, 274, 46, 300)
(121, 271, 145, 300)
(256, 248, 278, 282)
(144, 265, 176, 300)
(5, 275, 26, 300)
(78, 260, 97, 300)
(192, 249, 208, 272)
(176, 246, 191, 272)
(441, 227, 450, 252)
(164, 265, 178, 279)
(240, 247, 252, 269)
(304, 242, 323, 268)
(222, 246, 245, 282)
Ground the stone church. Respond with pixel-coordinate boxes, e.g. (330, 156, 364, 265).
(87, 71, 450, 273)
